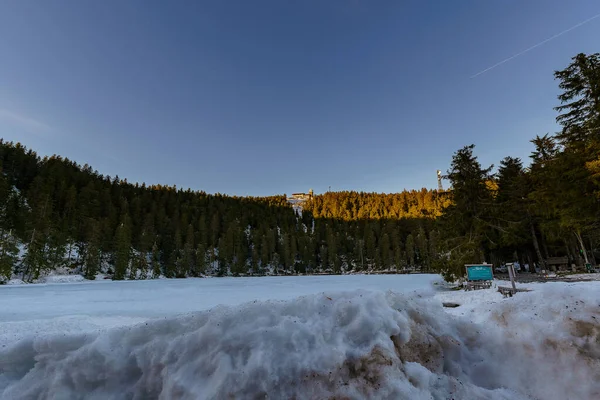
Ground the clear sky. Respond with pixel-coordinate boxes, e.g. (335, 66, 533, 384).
(1, 1, 599, 196)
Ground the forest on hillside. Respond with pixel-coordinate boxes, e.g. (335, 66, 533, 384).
(0, 52, 599, 282)
(0, 141, 442, 282)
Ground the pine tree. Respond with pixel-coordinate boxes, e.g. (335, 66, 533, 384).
(170, 228, 183, 278)
(428, 230, 440, 270)
(438, 145, 493, 280)
(0, 173, 21, 281)
(319, 244, 328, 271)
(21, 233, 48, 282)
(416, 227, 429, 270)
(133, 214, 155, 280)
(326, 227, 340, 273)
(380, 233, 391, 270)
(181, 224, 196, 277)
(195, 242, 207, 276)
(405, 234, 415, 267)
(491, 157, 533, 260)
(554, 53, 600, 142)
(354, 237, 365, 271)
(83, 220, 101, 280)
(260, 234, 270, 271)
(250, 245, 260, 274)
(0, 229, 18, 282)
(151, 240, 161, 278)
(113, 215, 132, 280)
(46, 230, 67, 271)
(363, 223, 376, 266)
(552, 53, 600, 264)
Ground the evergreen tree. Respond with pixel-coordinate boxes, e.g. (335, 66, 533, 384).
(170, 228, 184, 278)
(0, 229, 19, 282)
(83, 220, 101, 280)
(113, 215, 132, 280)
(181, 224, 196, 277)
(326, 227, 340, 273)
(416, 227, 429, 270)
(195, 242, 207, 276)
(380, 233, 391, 270)
(428, 230, 440, 270)
(438, 145, 493, 280)
(151, 240, 162, 278)
(250, 245, 260, 274)
(260, 234, 270, 271)
(551, 53, 600, 264)
(133, 214, 156, 280)
(405, 234, 415, 267)
(554, 53, 600, 141)
(363, 223, 376, 266)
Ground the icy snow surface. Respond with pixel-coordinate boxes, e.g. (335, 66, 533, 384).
(0, 275, 440, 348)
(1, 276, 599, 400)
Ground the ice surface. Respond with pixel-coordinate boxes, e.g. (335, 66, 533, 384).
(0, 276, 598, 399)
(0, 274, 440, 348)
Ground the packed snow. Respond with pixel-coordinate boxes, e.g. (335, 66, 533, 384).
(0, 275, 598, 399)
(0, 275, 440, 348)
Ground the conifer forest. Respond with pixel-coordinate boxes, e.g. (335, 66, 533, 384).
(1, 52, 599, 282)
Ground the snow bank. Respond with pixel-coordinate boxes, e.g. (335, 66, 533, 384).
(2, 274, 88, 285)
(4, 279, 25, 286)
(39, 274, 87, 284)
(1, 285, 598, 400)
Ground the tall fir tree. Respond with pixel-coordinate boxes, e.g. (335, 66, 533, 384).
(113, 215, 132, 280)
(438, 145, 493, 280)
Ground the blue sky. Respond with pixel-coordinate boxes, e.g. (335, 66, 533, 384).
(1, 1, 599, 196)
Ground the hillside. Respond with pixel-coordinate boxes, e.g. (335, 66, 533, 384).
(0, 140, 441, 282)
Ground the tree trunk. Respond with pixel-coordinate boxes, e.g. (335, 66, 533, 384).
(22, 228, 36, 281)
(530, 222, 545, 271)
(67, 242, 73, 263)
(564, 239, 573, 264)
(541, 232, 550, 260)
(574, 230, 590, 265)
(588, 237, 597, 265)
(518, 251, 526, 273)
(0, 229, 7, 264)
(527, 252, 534, 273)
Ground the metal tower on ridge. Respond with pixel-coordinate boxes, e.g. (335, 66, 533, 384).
(437, 170, 443, 191)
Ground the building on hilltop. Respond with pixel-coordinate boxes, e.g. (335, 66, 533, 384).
(289, 189, 313, 201)
(287, 189, 314, 211)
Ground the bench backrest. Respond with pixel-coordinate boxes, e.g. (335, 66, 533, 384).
(547, 256, 569, 265)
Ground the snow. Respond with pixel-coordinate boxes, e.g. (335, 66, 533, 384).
(0, 275, 599, 399)
(0, 274, 440, 348)
(37, 274, 87, 284)
(560, 272, 600, 281)
(5, 279, 25, 286)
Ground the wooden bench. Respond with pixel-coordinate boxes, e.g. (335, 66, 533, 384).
(464, 280, 492, 291)
(546, 256, 569, 271)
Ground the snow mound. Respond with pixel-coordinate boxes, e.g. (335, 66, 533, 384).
(0, 288, 598, 400)
(4, 279, 25, 285)
(39, 275, 87, 284)
(2, 275, 87, 285)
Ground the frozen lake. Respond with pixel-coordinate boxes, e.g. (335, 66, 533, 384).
(0, 274, 440, 347)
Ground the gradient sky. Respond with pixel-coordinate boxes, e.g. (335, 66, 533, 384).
(1, 1, 599, 196)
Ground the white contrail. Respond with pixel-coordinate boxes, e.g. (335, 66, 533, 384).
(471, 12, 600, 79)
